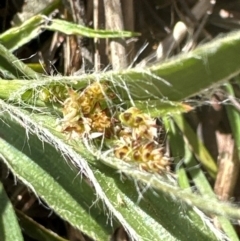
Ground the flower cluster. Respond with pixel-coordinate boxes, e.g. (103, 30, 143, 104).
(56, 81, 169, 175)
(59, 82, 112, 137)
(114, 107, 170, 173)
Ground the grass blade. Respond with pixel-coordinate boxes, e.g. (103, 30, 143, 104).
(0, 112, 112, 241)
(0, 43, 39, 79)
(164, 117, 238, 241)
(0, 181, 24, 241)
(16, 210, 69, 241)
(172, 114, 217, 177)
(45, 17, 140, 38)
(0, 15, 45, 52)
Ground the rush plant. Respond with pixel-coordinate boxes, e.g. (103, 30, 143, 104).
(1, 9, 240, 241)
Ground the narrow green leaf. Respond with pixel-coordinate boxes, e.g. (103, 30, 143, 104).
(0, 15, 45, 52)
(163, 116, 190, 188)
(0, 43, 39, 79)
(122, 167, 240, 220)
(0, 102, 141, 241)
(5, 103, 218, 241)
(31, 111, 179, 240)
(16, 210, 69, 241)
(1, 31, 240, 103)
(45, 18, 140, 38)
(92, 165, 180, 241)
(0, 181, 24, 241)
(225, 83, 240, 158)
(32, 107, 233, 241)
(172, 114, 217, 177)
(116, 30, 240, 101)
(26, 63, 46, 73)
(0, 0, 60, 52)
(73, 135, 219, 240)
(67, 30, 240, 102)
(165, 117, 238, 241)
(93, 167, 218, 241)
(184, 150, 238, 240)
(0, 113, 113, 241)
(64, 136, 217, 241)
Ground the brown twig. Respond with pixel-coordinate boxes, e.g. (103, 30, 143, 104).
(103, 0, 128, 70)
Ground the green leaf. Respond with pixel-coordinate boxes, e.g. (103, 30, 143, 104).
(0, 15, 45, 52)
(0, 12, 139, 53)
(50, 131, 219, 241)
(93, 166, 218, 241)
(45, 18, 141, 38)
(164, 117, 239, 241)
(0, 100, 222, 241)
(172, 114, 217, 178)
(1, 31, 240, 106)
(225, 83, 240, 158)
(2, 29, 229, 102)
(0, 43, 39, 79)
(0, 181, 24, 241)
(16, 210, 69, 241)
(93, 169, 179, 241)
(0, 111, 113, 241)
(29, 109, 183, 240)
(121, 166, 240, 220)
(68, 30, 240, 102)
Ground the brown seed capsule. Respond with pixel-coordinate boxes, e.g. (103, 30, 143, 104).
(114, 145, 130, 160)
